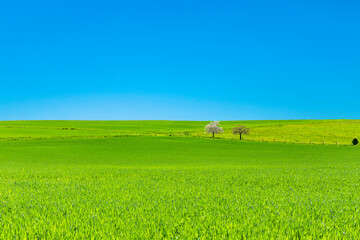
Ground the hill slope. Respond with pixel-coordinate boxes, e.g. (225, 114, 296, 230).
(0, 119, 359, 145)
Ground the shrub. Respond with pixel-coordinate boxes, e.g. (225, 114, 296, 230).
(352, 138, 359, 145)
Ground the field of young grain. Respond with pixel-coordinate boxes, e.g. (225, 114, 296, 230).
(0, 124, 360, 238)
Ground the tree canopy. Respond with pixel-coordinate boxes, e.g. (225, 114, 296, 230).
(232, 125, 250, 140)
(205, 121, 223, 138)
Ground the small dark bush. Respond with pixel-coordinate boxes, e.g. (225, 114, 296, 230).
(352, 138, 359, 145)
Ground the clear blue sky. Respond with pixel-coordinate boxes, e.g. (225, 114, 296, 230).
(1, 0, 359, 120)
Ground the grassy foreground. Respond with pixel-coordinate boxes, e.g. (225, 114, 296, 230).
(1, 136, 360, 239)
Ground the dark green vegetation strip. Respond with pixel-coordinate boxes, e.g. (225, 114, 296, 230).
(0, 137, 359, 238)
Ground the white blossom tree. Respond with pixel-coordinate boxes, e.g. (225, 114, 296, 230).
(205, 121, 223, 138)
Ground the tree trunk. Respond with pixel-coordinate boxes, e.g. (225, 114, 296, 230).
(212, 132, 215, 138)
(240, 133, 242, 140)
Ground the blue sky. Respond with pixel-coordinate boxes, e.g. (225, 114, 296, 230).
(1, 0, 359, 120)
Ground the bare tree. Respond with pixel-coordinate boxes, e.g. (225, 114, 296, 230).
(205, 121, 223, 138)
(232, 125, 250, 140)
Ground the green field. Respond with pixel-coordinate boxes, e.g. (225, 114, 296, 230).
(1, 121, 360, 238)
(1, 119, 360, 145)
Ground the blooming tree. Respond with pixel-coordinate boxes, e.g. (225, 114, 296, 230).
(205, 121, 223, 138)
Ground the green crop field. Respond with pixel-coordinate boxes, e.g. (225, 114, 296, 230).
(1, 119, 360, 144)
(1, 120, 360, 238)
